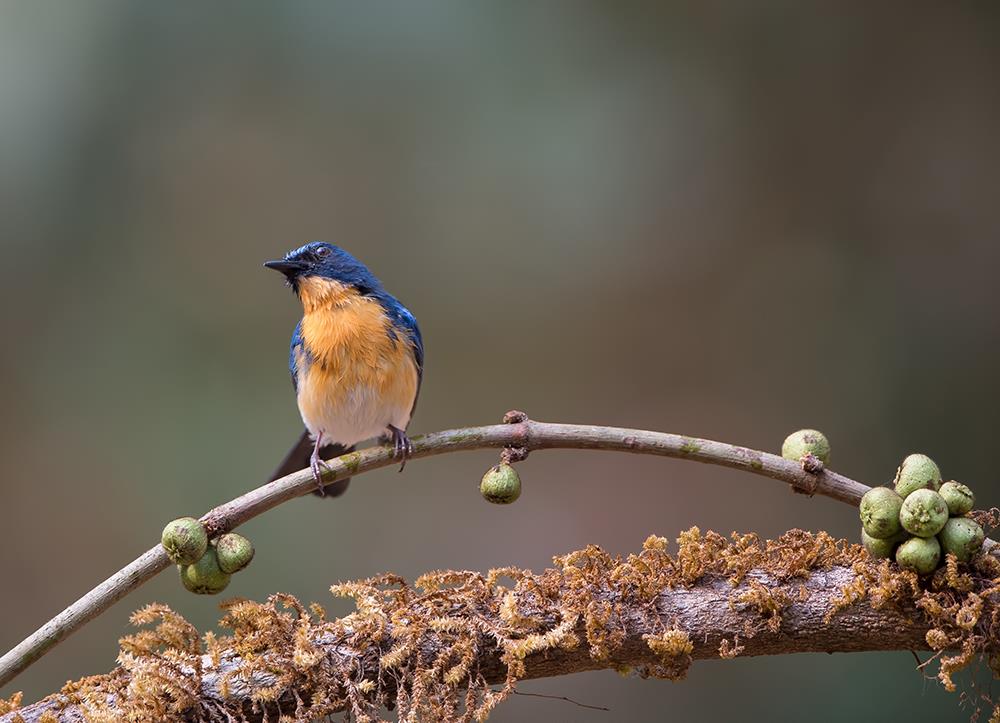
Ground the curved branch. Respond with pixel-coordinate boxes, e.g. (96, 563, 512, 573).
(0, 415, 871, 689)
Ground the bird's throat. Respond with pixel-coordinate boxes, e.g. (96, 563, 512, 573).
(297, 276, 355, 314)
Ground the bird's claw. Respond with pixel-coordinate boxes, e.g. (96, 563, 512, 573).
(388, 425, 412, 471)
(310, 453, 334, 496)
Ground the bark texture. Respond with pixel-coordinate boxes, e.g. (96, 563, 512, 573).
(1, 562, 937, 723)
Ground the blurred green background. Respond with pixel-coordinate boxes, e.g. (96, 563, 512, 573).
(2, 2, 999, 720)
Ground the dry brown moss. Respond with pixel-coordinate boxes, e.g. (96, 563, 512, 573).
(0, 693, 22, 716)
(641, 629, 694, 680)
(10, 527, 1000, 722)
(732, 579, 791, 634)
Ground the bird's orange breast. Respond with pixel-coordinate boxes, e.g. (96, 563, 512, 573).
(295, 277, 418, 441)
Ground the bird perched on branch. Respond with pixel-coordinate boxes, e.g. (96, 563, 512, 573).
(265, 242, 423, 496)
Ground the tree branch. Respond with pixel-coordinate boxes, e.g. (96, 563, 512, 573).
(0, 414, 871, 690)
(0, 532, 954, 723)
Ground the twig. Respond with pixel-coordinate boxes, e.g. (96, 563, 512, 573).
(512, 690, 611, 712)
(0, 414, 871, 689)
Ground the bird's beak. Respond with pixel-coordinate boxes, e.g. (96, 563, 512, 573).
(264, 259, 309, 276)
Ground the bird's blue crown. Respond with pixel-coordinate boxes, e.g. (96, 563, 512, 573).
(277, 242, 382, 293)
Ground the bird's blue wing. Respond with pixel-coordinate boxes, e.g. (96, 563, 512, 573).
(396, 304, 424, 383)
(376, 294, 423, 421)
(376, 294, 423, 378)
(289, 319, 305, 392)
(397, 305, 424, 421)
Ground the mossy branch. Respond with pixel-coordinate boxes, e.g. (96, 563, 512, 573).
(4, 529, 996, 723)
(0, 413, 871, 691)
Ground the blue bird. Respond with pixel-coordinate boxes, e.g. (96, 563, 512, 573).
(265, 242, 423, 496)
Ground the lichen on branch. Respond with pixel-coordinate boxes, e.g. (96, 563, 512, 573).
(5, 527, 1000, 723)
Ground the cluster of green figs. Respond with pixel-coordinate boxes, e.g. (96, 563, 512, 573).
(859, 454, 983, 574)
(781, 430, 984, 575)
(161, 518, 255, 594)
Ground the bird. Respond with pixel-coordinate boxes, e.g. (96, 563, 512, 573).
(264, 242, 423, 497)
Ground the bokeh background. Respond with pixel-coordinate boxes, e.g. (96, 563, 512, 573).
(2, 2, 999, 720)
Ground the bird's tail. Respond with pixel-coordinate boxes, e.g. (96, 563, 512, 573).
(270, 430, 353, 497)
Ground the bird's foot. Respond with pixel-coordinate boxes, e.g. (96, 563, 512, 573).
(309, 449, 335, 496)
(387, 425, 413, 471)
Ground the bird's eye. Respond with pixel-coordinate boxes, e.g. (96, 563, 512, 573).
(314, 246, 331, 258)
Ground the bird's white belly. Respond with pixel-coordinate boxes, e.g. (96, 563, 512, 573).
(297, 379, 412, 447)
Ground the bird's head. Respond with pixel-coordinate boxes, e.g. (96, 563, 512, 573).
(265, 242, 381, 309)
